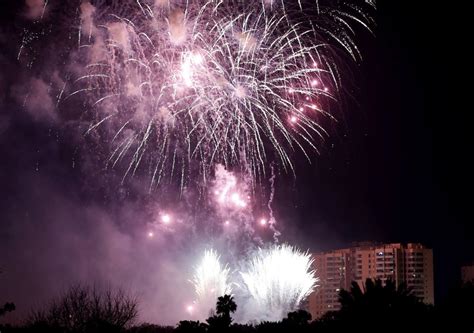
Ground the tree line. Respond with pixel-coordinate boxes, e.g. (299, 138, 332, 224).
(1, 279, 473, 333)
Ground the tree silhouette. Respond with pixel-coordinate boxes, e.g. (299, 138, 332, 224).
(126, 323, 174, 333)
(27, 284, 138, 333)
(313, 278, 434, 333)
(283, 309, 311, 327)
(255, 321, 281, 333)
(437, 281, 474, 331)
(0, 302, 15, 317)
(206, 295, 237, 332)
(175, 320, 207, 333)
(216, 294, 237, 319)
(0, 268, 16, 319)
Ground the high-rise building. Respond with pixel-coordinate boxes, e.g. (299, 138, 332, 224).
(461, 263, 474, 283)
(308, 243, 434, 319)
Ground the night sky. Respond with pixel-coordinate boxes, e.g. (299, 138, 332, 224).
(1, 0, 471, 325)
(284, 0, 472, 301)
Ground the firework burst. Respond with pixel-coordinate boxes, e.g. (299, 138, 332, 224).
(191, 249, 232, 319)
(65, 0, 375, 187)
(240, 244, 317, 322)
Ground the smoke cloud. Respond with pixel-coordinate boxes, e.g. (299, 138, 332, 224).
(11, 77, 57, 123)
(24, 0, 46, 20)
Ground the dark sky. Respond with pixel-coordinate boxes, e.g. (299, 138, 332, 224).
(281, 0, 472, 301)
(0, 0, 471, 325)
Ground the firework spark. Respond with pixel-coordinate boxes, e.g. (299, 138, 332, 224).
(60, 0, 376, 187)
(191, 249, 232, 319)
(240, 244, 318, 322)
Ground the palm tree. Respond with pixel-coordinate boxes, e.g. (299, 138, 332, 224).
(338, 278, 421, 313)
(216, 294, 237, 317)
(313, 278, 433, 333)
(207, 295, 237, 332)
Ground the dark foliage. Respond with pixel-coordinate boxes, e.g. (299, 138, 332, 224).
(206, 295, 237, 332)
(2, 280, 473, 333)
(25, 284, 138, 333)
(436, 281, 474, 332)
(127, 323, 174, 333)
(311, 278, 435, 333)
(0, 303, 15, 317)
(175, 320, 207, 333)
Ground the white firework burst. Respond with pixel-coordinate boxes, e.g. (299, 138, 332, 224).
(240, 244, 318, 322)
(191, 249, 232, 319)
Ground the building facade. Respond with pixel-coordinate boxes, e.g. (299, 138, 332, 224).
(308, 243, 434, 319)
(461, 263, 474, 283)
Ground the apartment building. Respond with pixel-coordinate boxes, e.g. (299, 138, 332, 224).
(308, 243, 434, 319)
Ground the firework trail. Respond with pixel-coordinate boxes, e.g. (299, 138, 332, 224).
(191, 249, 232, 319)
(53, 0, 375, 187)
(267, 163, 280, 242)
(239, 244, 317, 322)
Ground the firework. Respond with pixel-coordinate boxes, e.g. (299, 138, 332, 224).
(191, 249, 232, 319)
(62, 0, 375, 186)
(240, 244, 318, 322)
(186, 304, 195, 315)
(161, 213, 172, 224)
(212, 164, 249, 211)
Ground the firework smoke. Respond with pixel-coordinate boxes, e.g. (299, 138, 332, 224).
(212, 164, 249, 212)
(13, 0, 375, 187)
